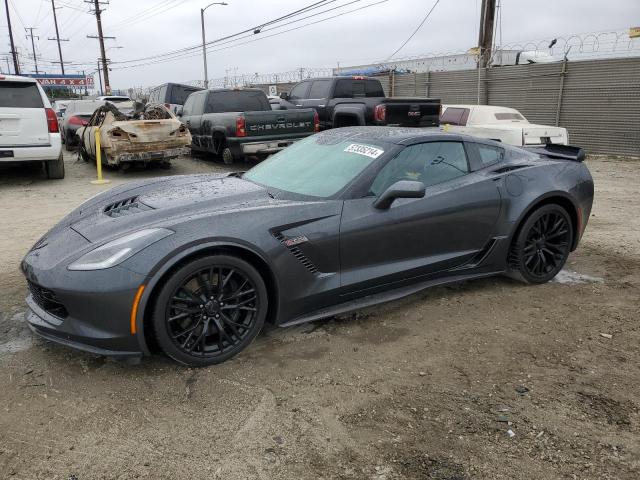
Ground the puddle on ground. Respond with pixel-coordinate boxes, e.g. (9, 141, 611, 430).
(553, 269, 604, 285)
(0, 311, 33, 355)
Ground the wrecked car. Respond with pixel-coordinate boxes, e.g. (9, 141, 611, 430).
(76, 102, 191, 168)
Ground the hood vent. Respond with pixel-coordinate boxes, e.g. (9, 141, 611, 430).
(103, 196, 153, 218)
(273, 232, 319, 274)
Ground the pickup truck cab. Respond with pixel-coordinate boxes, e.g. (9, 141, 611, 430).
(148, 82, 203, 114)
(0, 74, 64, 179)
(279, 76, 440, 129)
(180, 88, 317, 164)
(440, 105, 569, 146)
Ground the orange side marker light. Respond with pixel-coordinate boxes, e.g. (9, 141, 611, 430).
(130, 285, 145, 335)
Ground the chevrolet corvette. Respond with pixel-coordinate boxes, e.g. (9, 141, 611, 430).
(21, 127, 594, 366)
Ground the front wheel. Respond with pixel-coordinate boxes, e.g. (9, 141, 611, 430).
(510, 204, 573, 284)
(152, 255, 268, 366)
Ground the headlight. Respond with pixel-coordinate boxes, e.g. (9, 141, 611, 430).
(68, 228, 173, 271)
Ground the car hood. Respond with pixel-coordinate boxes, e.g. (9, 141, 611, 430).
(65, 173, 277, 242)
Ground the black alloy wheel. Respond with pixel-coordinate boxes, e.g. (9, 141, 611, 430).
(511, 204, 573, 284)
(153, 255, 268, 366)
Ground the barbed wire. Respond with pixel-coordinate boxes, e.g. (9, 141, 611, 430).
(126, 29, 638, 97)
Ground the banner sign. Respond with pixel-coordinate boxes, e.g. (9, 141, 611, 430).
(25, 74, 94, 87)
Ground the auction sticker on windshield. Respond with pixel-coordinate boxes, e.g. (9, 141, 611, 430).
(344, 143, 384, 159)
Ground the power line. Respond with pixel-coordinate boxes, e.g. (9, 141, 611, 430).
(111, 0, 336, 65)
(111, 0, 390, 71)
(387, 0, 441, 59)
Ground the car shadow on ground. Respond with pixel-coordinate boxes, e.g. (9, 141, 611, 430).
(3, 274, 532, 374)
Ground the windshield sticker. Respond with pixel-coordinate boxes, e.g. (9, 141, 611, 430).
(344, 143, 384, 159)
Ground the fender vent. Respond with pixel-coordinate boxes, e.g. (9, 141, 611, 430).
(104, 196, 153, 218)
(491, 165, 530, 174)
(273, 232, 319, 274)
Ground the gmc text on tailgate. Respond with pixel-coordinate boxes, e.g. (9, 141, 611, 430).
(180, 88, 317, 164)
(278, 76, 441, 130)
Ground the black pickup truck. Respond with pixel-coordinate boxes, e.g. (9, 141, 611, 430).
(278, 76, 440, 129)
(179, 88, 317, 164)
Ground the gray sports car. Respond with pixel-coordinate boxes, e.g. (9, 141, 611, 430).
(21, 127, 594, 366)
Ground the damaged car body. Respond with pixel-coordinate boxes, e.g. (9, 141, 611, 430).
(76, 102, 191, 168)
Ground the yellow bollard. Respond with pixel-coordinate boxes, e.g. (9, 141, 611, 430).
(90, 128, 110, 185)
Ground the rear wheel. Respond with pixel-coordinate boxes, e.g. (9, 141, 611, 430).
(45, 153, 65, 179)
(64, 132, 75, 151)
(152, 255, 268, 366)
(510, 204, 573, 284)
(222, 147, 236, 165)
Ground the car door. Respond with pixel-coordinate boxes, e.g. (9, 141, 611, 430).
(281, 81, 311, 110)
(298, 79, 331, 124)
(180, 92, 203, 148)
(339, 140, 502, 292)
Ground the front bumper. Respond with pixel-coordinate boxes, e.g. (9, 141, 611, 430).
(22, 238, 149, 358)
(24, 288, 145, 358)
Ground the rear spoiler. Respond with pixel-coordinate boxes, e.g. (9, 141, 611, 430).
(524, 144, 586, 162)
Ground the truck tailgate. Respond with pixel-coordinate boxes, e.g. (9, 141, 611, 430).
(243, 109, 315, 137)
(382, 98, 441, 127)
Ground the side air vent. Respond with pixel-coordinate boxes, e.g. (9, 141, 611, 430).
(491, 164, 530, 174)
(103, 196, 153, 218)
(273, 232, 319, 274)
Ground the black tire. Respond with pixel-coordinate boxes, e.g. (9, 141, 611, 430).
(80, 148, 91, 162)
(222, 147, 236, 165)
(510, 204, 573, 284)
(45, 154, 65, 179)
(152, 255, 268, 366)
(64, 132, 75, 151)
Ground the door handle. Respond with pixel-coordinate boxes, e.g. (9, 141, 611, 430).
(295, 104, 302, 107)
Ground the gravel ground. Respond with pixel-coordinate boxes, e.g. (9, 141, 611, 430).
(0, 152, 638, 480)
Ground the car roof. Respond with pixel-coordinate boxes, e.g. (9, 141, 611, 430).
(0, 74, 38, 83)
(444, 104, 521, 113)
(316, 126, 471, 145)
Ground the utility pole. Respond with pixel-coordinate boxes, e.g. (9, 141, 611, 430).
(86, 0, 114, 94)
(25, 27, 39, 74)
(48, 0, 69, 75)
(96, 60, 103, 95)
(4, 0, 19, 74)
(477, 0, 496, 68)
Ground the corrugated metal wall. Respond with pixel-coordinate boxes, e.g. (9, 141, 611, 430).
(253, 57, 640, 155)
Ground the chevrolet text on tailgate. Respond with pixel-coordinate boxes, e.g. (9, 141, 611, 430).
(278, 76, 441, 130)
(180, 88, 317, 164)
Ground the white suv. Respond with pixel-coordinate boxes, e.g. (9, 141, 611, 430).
(0, 74, 64, 179)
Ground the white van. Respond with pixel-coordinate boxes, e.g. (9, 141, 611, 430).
(0, 75, 64, 178)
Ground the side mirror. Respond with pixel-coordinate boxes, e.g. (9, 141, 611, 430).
(373, 180, 425, 209)
(175, 105, 183, 116)
(279, 92, 289, 100)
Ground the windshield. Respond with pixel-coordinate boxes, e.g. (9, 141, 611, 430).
(244, 135, 387, 198)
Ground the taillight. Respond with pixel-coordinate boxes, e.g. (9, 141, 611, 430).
(45, 108, 59, 133)
(374, 104, 386, 123)
(236, 116, 246, 137)
(67, 115, 88, 126)
(313, 110, 319, 132)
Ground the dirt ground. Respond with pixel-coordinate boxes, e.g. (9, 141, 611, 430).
(0, 152, 638, 480)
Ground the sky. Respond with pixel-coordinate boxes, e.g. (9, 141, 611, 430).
(1, 0, 639, 90)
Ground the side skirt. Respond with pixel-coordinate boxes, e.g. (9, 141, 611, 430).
(278, 270, 504, 328)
